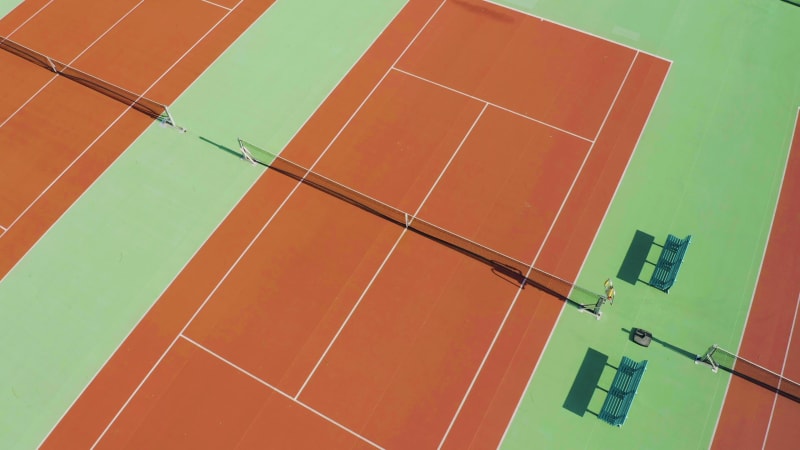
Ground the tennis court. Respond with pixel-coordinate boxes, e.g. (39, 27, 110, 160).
(39, 1, 667, 447)
(1, 0, 799, 449)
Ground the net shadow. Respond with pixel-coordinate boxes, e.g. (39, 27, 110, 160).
(241, 139, 604, 308)
(0, 35, 173, 125)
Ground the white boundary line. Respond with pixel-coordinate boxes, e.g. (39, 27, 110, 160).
(759, 108, 800, 450)
(392, 67, 593, 143)
(482, 0, 672, 64)
(35, 1, 255, 446)
(495, 56, 674, 447)
(439, 50, 641, 448)
(45, 3, 416, 440)
(0, 0, 147, 235)
(0, 0, 234, 285)
(1, 0, 56, 38)
(296, 101, 487, 399)
(200, 0, 232, 11)
(80, 1, 430, 446)
(180, 334, 384, 449)
(762, 291, 800, 450)
(708, 107, 800, 449)
(0, 1, 145, 130)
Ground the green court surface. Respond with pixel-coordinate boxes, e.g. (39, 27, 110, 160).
(0, 1, 405, 448)
(500, 0, 800, 448)
(0, 0, 20, 18)
(1, 0, 799, 448)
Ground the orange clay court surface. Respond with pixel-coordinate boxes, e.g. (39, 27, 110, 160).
(23, 1, 674, 448)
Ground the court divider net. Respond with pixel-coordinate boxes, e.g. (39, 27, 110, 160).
(238, 138, 605, 308)
(0, 35, 182, 130)
(696, 344, 800, 403)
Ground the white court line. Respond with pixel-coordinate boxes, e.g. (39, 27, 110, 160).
(762, 292, 800, 450)
(708, 107, 800, 449)
(295, 101, 489, 399)
(290, 0, 448, 396)
(85, 1, 431, 446)
(440, 51, 641, 448)
(1, 0, 236, 288)
(1, 0, 56, 38)
(50, 1, 411, 443)
(482, 0, 672, 64)
(180, 335, 384, 449)
(392, 67, 593, 143)
(498, 54, 673, 448)
(200, 0, 232, 11)
(0, 1, 145, 130)
(34, 1, 248, 446)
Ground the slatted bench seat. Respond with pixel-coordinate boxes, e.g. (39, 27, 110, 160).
(649, 234, 691, 293)
(598, 356, 648, 427)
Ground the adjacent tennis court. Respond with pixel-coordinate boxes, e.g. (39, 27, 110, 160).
(1, 0, 798, 449)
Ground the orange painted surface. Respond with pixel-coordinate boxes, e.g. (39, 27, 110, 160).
(428, 52, 671, 449)
(298, 231, 524, 449)
(711, 377, 775, 450)
(70, 0, 225, 93)
(765, 395, 800, 450)
(0, 0, 54, 36)
(313, 69, 484, 212)
(0, 52, 54, 122)
(0, 0, 275, 280)
(713, 111, 800, 449)
(537, 53, 670, 278)
(94, 338, 373, 450)
(0, 78, 128, 224)
(416, 105, 590, 263)
(184, 75, 483, 394)
(42, 1, 439, 447)
(184, 185, 403, 394)
(42, 1, 670, 448)
(9, 0, 142, 62)
(397, 0, 635, 139)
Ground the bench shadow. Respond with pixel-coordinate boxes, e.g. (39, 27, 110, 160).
(621, 328, 697, 361)
(563, 348, 608, 417)
(617, 230, 654, 286)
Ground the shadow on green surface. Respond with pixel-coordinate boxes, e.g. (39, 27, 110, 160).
(780, 0, 800, 7)
(622, 328, 697, 361)
(617, 230, 654, 285)
(199, 136, 243, 159)
(564, 347, 608, 417)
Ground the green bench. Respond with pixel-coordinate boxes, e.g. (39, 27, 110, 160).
(598, 356, 648, 427)
(649, 234, 691, 293)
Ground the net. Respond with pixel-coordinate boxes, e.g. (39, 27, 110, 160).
(697, 345, 800, 403)
(238, 138, 605, 307)
(0, 35, 180, 129)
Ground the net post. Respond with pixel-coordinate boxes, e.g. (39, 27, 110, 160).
(158, 106, 186, 133)
(45, 56, 58, 73)
(695, 344, 720, 373)
(578, 278, 613, 319)
(238, 138, 257, 165)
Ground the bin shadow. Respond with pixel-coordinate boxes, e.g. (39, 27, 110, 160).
(563, 348, 608, 417)
(622, 328, 697, 361)
(617, 230, 655, 285)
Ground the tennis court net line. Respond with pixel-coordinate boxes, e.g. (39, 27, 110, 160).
(0, 35, 181, 129)
(697, 344, 800, 403)
(238, 138, 604, 307)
